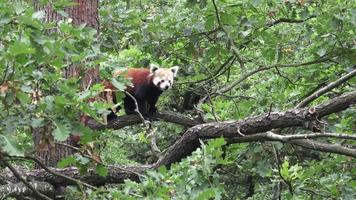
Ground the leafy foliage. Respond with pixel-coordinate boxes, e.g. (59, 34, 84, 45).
(0, 0, 355, 199)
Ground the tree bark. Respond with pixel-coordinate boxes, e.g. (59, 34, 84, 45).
(32, 0, 100, 167)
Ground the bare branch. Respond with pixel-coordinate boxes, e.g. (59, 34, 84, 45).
(231, 131, 356, 142)
(296, 68, 356, 108)
(229, 131, 356, 157)
(147, 127, 162, 159)
(267, 15, 317, 27)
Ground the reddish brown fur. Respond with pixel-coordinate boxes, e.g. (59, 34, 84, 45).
(103, 68, 151, 92)
(124, 68, 152, 93)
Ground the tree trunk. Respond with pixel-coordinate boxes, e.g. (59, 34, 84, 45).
(32, 0, 99, 167)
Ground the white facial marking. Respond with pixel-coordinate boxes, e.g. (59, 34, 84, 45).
(152, 67, 177, 91)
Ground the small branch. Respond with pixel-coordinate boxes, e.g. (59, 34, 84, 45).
(177, 55, 235, 85)
(296, 68, 356, 108)
(123, 91, 149, 127)
(0, 153, 53, 200)
(272, 145, 293, 194)
(275, 67, 296, 85)
(267, 15, 317, 27)
(147, 127, 162, 159)
(124, 91, 161, 159)
(212, 0, 222, 27)
(200, 57, 329, 102)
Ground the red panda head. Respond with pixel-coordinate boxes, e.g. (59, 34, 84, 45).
(150, 64, 179, 91)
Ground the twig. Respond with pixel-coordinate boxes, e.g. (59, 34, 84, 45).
(123, 91, 149, 127)
(275, 67, 295, 85)
(124, 91, 161, 159)
(267, 103, 273, 118)
(267, 15, 317, 27)
(300, 188, 330, 198)
(0, 153, 53, 200)
(272, 145, 293, 194)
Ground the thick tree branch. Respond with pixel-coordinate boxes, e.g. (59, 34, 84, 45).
(3, 92, 355, 187)
(296, 68, 356, 108)
(86, 111, 203, 130)
(0, 181, 54, 200)
(156, 91, 356, 166)
(0, 153, 52, 200)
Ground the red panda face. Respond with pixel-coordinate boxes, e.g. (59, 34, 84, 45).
(150, 64, 179, 91)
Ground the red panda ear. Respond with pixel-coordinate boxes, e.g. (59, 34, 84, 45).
(150, 63, 160, 73)
(170, 66, 179, 77)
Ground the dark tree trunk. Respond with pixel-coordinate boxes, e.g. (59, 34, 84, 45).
(32, 0, 100, 167)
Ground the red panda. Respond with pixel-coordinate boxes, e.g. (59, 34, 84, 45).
(105, 64, 179, 120)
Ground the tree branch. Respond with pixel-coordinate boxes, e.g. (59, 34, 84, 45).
(2, 92, 355, 187)
(156, 91, 356, 166)
(296, 68, 356, 108)
(0, 153, 53, 200)
(0, 181, 54, 200)
(86, 111, 203, 130)
(229, 131, 356, 157)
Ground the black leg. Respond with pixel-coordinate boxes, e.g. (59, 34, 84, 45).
(136, 99, 148, 118)
(124, 96, 136, 115)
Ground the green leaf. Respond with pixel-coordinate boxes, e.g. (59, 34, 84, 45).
(205, 15, 215, 30)
(52, 120, 71, 141)
(8, 42, 35, 56)
(16, 92, 31, 104)
(111, 78, 126, 91)
(194, 189, 216, 200)
(220, 13, 235, 25)
(32, 10, 45, 19)
(57, 156, 77, 168)
(0, 135, 24, 156)
(20, 85, 33, 93)
(317, 48, 327, 57)
(281, 160, 290, 180)
(31, 118, 46, 128)
(77, 155, 90, 165)
(96, 164, 108, 177)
